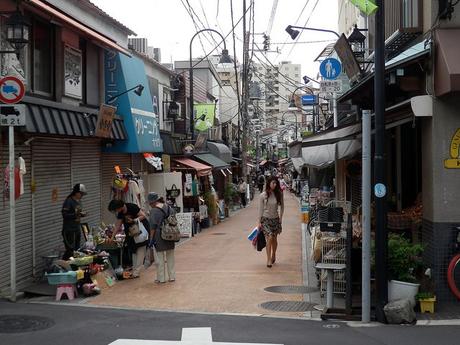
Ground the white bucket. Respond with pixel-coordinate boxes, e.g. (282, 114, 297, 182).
(388, 280, 420, 306)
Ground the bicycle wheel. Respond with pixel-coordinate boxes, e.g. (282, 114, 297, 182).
(447, 253, 460, 300)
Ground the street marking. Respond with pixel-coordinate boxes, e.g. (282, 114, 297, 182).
(109, 327, 284, 344)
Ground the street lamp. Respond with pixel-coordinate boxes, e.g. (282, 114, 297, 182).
(279, 111, 298, 140)
(285, 25, 340, 40)
(189, 29, 229, 140)
(0, 9, 30, 55)
(107, 84, 144, 103)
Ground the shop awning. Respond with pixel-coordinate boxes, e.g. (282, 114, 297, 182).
(302, 123, 361, 147)
(302, 140, 361, 169)
(24, 98, 127, 140)
(28, 0, 131, 56)
(290, 157, 306, 173)
(207, 142, 232, 163)
(172, 157, 212, 177)
(435, 29, 460, 96)
(193, 153, 229, 169)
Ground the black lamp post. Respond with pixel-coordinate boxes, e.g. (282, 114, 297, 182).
(279, 111, 298, 140)
(189, 29, 230, 140)
(285, 25, 340, 40)
(0, 9, 30, 55)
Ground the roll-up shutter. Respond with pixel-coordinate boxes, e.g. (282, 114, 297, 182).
(32, 141, 71, 272)
(101, 153, 131, 223)
(71, 141, 101, 227)
(131, 154, 143, 174)
(0, 143, 33, 293)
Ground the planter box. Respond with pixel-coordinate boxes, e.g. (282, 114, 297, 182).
(419, 297, 436, 314)
(388, 280, 420, 306)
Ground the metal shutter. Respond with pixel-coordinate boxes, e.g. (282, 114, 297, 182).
(32, 140, 71, 272)
(101, 153, 131, 223)
(71, 141, 101, 227)
(0, 142, 33, 293)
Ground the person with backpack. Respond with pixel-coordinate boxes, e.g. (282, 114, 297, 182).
(147, 192, 178, 284)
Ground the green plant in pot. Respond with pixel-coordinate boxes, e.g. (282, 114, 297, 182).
(203, 191, 217, 225)
(387, 233, 424, 305)
(224, 183, 235, 213)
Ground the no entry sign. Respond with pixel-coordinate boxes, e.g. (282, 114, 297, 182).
(0, 76, 25, 104)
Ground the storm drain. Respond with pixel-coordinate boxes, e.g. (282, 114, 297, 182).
(260, 301, 316, 312)
(0, 315, 54, 333)
(264, 285, 318, 294)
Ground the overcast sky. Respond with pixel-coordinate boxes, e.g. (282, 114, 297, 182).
(91, 0, 338, 81)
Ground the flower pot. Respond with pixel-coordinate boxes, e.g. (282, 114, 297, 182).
(419, 297, 436, 314)
(388, 280, 420, 306)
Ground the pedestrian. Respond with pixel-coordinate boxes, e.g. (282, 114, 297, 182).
(258, 176, 284, 268)
(257, 174, 265, 193)
(108, 199, 149, 278)
(238, 178, 247, 207)
(61, 184, 87, 260)
(147, 192, 176, 284)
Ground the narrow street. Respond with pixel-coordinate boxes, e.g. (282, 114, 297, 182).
(86, 192, 305, 317)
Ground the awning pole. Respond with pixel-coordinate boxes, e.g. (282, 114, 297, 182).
(362, 109, 371, 323)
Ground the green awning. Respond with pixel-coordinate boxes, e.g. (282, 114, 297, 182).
(194, 153, 229, 169)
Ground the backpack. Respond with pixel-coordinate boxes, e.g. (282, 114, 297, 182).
(159, 206, 181, 242)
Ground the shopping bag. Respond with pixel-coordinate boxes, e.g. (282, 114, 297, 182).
(256, 229, 266, 251)
(134, 219, 149, 244)
(247, 227, 259, 241)
(144, 247, 155, 269)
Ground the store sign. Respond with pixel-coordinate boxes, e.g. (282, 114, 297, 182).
(194, 103, 215, 132)
(163, 154, 171, 172)
(95, 104, 116, 138)
(104, 51, 163, 153)
(334, 34, 361, 82)
(320, 80, 343, 93)
(444, 128, 460, 168)
(301, 94, 316, 105)
(176, 212, 193, 238)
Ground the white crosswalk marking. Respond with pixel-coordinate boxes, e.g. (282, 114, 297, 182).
(109, 327, 283, 345)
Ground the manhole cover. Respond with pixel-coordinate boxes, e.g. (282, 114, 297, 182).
(260, 301, 316, 312)
(323, 324, 341, 329)
(211, 233, 226, 235)
(0, 315, 54, 333)
(264, 285, 319, 294)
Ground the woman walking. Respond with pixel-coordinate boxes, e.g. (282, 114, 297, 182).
(258, 176, 284, 267)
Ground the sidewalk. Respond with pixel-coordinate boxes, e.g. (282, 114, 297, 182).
(85, 192, 307, 317)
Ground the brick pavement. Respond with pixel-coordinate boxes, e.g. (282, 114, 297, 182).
(87, 192, 305, 317)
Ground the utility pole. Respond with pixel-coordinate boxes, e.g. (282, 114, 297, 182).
(241, 0, 249, 181)
(374, 0, 388, 323)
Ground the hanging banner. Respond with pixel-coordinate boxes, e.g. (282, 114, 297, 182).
(95, 104, 116, 138)
(194, 103, 215, 132)
(143, 153, 163, 170)
(348, 0, 378, 16)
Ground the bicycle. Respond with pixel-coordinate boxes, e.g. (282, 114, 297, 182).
(447, 226, 460, 300)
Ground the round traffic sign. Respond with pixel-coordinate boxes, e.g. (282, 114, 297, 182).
(0, 76, 25, 104)
(319, 58, 342, 80)
(374, 183, 387, 198)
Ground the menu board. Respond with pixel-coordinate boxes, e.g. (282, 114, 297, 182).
(176, 212, 193, 238)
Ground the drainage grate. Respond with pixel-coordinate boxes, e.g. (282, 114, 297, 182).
(0, 315, 55, 333)
(211, 233, 226, 235)
(260, 301, 316, 312)
(264, 285, 319, 294)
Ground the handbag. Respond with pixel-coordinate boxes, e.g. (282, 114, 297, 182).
(256, 229, 266, 251)
(166, 184, 181, 198)
(133, 220, 149, 244)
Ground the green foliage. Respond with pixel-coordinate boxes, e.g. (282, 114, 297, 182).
(301, 130, 313, 138)
(415, 292, 435, 300)
(203, 191, 217, 219)
(388, 234, 424, 283)
(224, 183, 236, 204)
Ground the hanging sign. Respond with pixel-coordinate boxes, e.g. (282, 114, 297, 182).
(95, 104, 116, 138)
(444, 128, 460, 168)
(194, 103, 215, 131)
(143, 153, 163, 170)
(348, 0, 378, 16)
(0, 76, 25, 104)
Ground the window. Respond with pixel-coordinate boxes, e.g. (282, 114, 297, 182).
(31, 19, 53, 95)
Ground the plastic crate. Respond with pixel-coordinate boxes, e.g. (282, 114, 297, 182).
(46, 271, 77, 285)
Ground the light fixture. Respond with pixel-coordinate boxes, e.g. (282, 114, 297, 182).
(280, 119, 285, 125)
(285, 25, 300, 40)
(134, 84, 144, 96)
(219, 49, 232, 63)
(6, 10, 30, 50)
(288, 98, 297, 111)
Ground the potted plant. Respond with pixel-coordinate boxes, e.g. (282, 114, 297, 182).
(416, 292, 436, 313)
(223, 183, 234, 217)
(387, 234, 424, 305)
(203, 191, 217, 226)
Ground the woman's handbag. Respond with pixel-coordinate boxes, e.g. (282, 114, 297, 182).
(166, 184, 181, 198)
(133, 220, 149, 244)
(256, 229, 266, 251)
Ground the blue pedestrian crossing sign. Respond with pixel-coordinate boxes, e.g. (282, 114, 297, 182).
(319, 58, 341, 80)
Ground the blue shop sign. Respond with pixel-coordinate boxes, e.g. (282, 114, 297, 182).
(301, 94, 316, 105)
(104, 51, 162, 153)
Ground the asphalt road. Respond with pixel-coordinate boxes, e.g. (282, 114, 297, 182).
(1, 301, 460, 345)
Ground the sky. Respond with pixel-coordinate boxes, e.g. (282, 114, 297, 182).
(91, 0, 338, 81)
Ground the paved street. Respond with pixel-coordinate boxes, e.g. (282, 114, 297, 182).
(86, 191, 305, 317)
(2, 299, 460, 345)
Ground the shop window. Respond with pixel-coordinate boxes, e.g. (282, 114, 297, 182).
(83, 40, 100, 106)
(31, 19, 54, 96)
